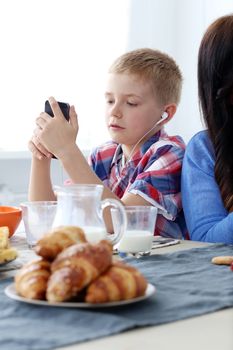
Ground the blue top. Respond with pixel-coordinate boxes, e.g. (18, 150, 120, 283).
(181, 130, 233, 244)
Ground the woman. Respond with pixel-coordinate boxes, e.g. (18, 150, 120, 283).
(182, 14, 233, 244)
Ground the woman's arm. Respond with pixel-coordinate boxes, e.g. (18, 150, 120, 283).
(181, 131, 233, 244)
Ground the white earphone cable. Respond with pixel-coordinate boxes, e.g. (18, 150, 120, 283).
(122, 112, 168, 166)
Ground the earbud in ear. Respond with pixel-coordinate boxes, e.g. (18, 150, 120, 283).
(161, 111, 168, 120)
(156, 112, 169, 125)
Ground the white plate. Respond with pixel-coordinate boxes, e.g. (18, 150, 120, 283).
(5, 283, 156, 308)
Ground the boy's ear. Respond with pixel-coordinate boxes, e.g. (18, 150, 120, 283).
(163, 104, 177, 123)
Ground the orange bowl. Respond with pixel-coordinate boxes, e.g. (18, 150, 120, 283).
(0, 206, 22, 237)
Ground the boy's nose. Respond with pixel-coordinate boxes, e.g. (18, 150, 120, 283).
(110, 104, 122, 118)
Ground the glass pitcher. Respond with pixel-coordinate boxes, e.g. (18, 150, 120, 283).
(52, 184, 127, 246)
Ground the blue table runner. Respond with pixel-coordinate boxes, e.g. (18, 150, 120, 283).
(0, 244, 233, 350)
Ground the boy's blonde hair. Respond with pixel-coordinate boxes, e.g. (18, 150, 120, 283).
(109, 48, 182, 106)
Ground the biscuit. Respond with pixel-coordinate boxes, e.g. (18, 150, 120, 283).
(0, 226, 9, 250)
(0, 247, 18, 263)
(211, 256, 233, 265)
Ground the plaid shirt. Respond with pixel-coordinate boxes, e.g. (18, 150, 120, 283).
(89, 129, 187, 239)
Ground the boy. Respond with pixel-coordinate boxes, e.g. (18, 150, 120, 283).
(28, 48, 186, 238)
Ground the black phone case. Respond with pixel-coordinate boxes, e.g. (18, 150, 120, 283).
(45, 100, 70, 121)
(44, 100, 70, 158)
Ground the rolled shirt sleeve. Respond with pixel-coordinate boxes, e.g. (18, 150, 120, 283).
(128, 141, 184, 220)
(88, 130, 186, 238)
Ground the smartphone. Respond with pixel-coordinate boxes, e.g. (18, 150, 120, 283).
(45, 100, 70, 121)
(44, 100, 70, 159)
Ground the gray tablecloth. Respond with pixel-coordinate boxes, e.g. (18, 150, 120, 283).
(0, 244, 233, 350)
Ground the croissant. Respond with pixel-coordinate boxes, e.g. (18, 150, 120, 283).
(46, 240, 112, 302)
(15, 259, 51, 300)
(35, 225, 87, 261)
(85, 261, 148, 303)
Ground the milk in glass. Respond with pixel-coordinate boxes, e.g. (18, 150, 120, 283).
(83, 226, 107, 244)
(118, 230, 153, 253)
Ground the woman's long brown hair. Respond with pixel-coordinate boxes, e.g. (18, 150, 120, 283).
(198, 14, 233, 211)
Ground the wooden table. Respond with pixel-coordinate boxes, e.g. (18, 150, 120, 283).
(6, 233, 233, 350)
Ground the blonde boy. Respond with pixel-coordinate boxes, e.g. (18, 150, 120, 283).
(29, 48, 186, 238)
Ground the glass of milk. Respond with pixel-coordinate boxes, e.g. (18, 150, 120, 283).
(112, 206, 157, 257)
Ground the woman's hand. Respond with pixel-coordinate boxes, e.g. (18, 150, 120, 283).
(33, 97, 79, 159)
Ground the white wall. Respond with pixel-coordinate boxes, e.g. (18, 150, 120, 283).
(0, 0, 129, 152)
(1, 0, 233, 203)
(0, 0, 130, 204)
(0, 152, 65, 206)
(127, 0, 233, 142)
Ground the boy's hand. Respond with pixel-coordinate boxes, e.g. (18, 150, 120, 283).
(28, 132, 53, 160)
(34, 97, 79, 159)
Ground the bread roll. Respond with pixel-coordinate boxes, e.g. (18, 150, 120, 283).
(46, 240, 112, 302)
(15, 259, 51, 300)
(85, 261, 147, 303)
(35, 225, 87, 261)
